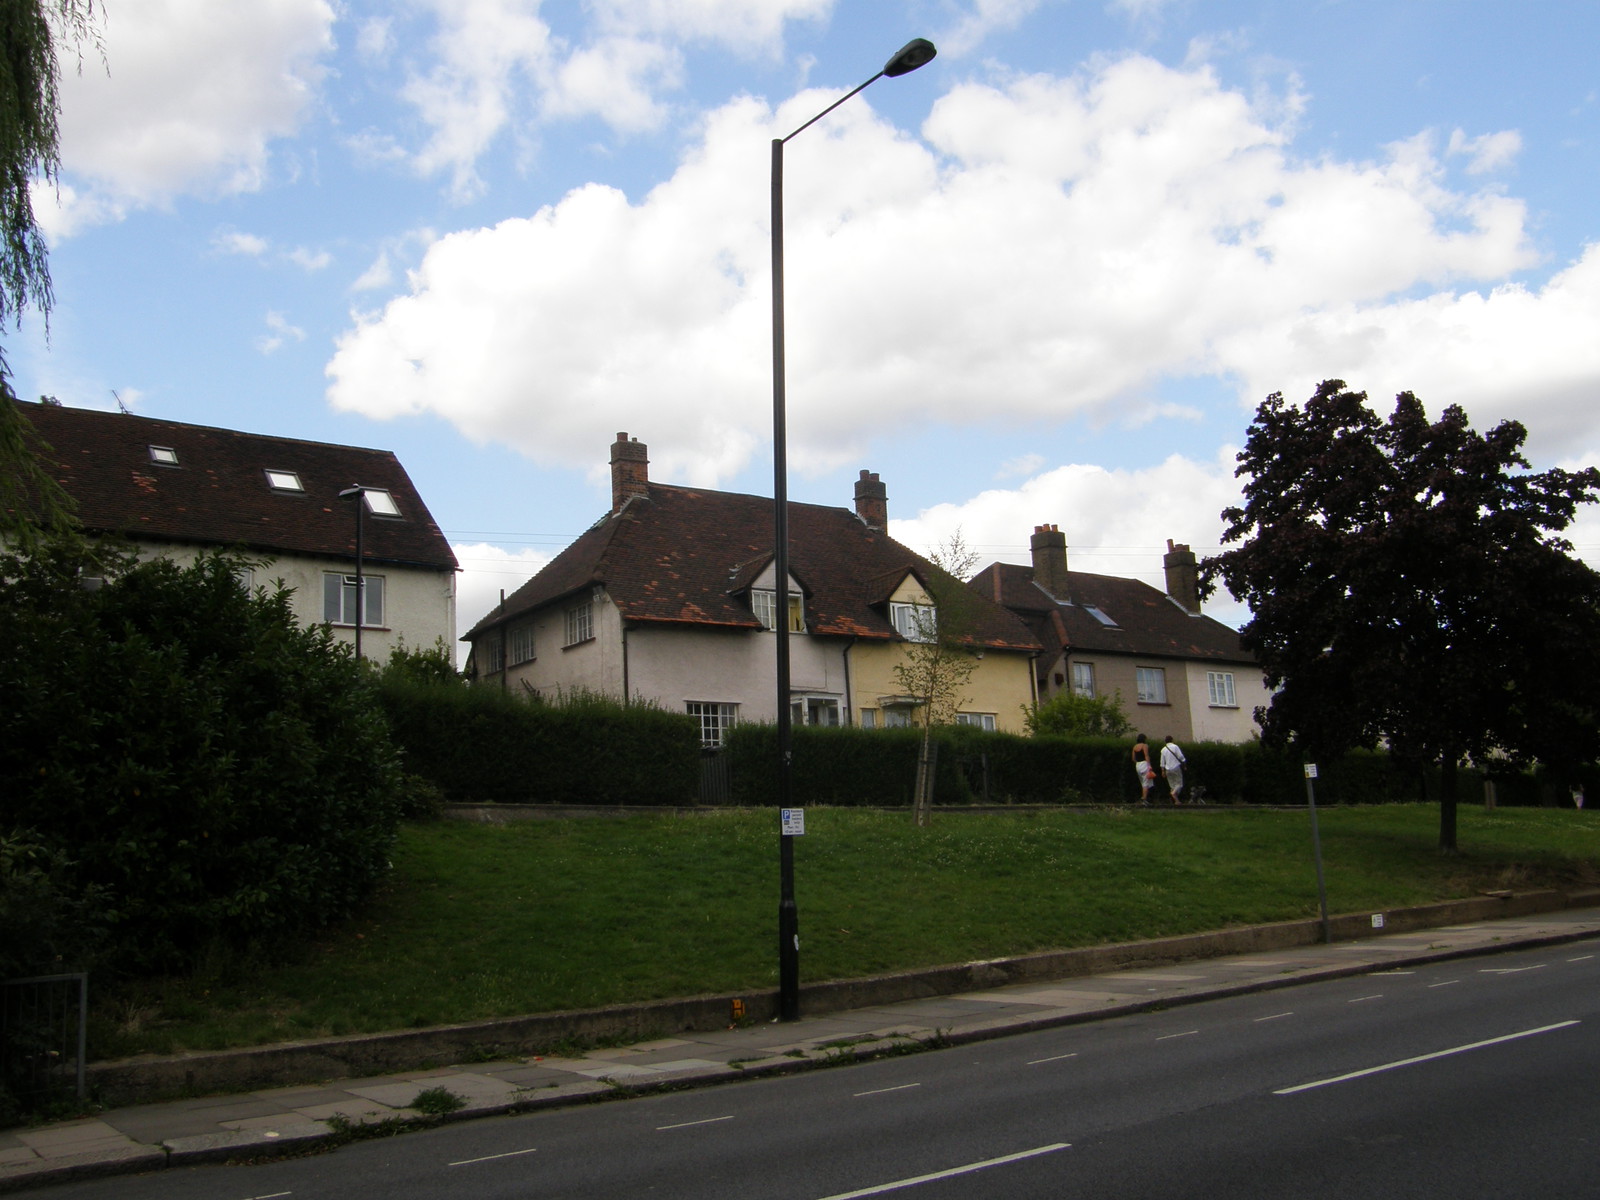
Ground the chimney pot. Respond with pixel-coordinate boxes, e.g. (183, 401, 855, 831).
(854, 469, 888, 529)
(1029, 524, 1070, 602)
(610, 433, 650, 513)
(1163, 539, 1200, 614)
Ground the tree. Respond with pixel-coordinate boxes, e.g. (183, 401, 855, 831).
(0, 2, 101, 549)
(895, 531, 983, 826)
(0, 543, 404, 972)
(1202, 381, 1600, 851)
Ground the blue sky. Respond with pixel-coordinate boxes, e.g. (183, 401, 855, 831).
(20, 0, 1600, 647)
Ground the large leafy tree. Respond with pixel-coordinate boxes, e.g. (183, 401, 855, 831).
(0, 1, 99, 550)
(1203, 381, 1600, 851)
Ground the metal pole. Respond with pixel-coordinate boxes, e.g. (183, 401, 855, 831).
(772, 134, 800, 1022)
(1305, 764, 1331, 944)
(353, 494, 365, 661)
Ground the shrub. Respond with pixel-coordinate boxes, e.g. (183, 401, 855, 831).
(0, 542, 404, 974)
(1025, 690, 1133, 738)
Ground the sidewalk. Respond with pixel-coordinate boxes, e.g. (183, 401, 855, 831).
(6, 903, 1600, 1194)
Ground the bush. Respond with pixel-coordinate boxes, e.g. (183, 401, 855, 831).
(374, 669, 701, 805)
(0, 542, 404, 974)
(1025, 690, 1133, 738)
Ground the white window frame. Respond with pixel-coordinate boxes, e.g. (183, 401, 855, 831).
(484, 638, 505, 674)
(1207, 670, 1238, 708)
(361, 488, 401, 517)
(148, 445, 179, 466)
(508, 625, 535, 666)
(686, 701, 737, 748)
(565, 600, 593, 646)
(323, 572, 384, 627)
(791, 695, 840, 727)
(890, 601, 937, 643)
(265, 468, 303, 492)
(1136, 666, 1167, 704)
(955, 712, 997, 732)
(752, 588, 804, 632)
(1070, 661, 1096, 698)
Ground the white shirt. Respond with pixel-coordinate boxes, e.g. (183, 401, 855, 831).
(1160, 742, 1185, 771)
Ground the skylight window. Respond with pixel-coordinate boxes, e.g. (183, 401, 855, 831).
(148, 445, 179, 466)
(265, 469, 304, 492)
(362, 488, 401, 517)
(1082, 604, 1119, 628)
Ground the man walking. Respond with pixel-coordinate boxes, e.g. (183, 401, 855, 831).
(1160, 736, 1187, 804)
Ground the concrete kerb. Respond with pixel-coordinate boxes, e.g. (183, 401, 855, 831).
(84, 887, 1600, 1109)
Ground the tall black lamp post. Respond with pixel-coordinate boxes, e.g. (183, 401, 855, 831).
(771, 37, 936, 1022)
(338, 486, 370, 660)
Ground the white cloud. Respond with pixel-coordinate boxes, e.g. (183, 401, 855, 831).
(288, 247, 333, 272)
(256, 310, 306, 355)
(327, 54, 1587, 493)
(214, 230, 270, 257)
(538, 36, 682, 133)
(997, 452, 1045, 479)
(587, 0, 832, 53)
(1447, 127, 1521, 175)
(47, 0, 334, 227)
(936, 0, 1046, 57)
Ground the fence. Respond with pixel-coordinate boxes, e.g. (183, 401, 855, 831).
(1, 973, 88, 1108)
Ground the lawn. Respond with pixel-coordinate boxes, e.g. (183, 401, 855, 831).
(94, 804, 1600, 1058)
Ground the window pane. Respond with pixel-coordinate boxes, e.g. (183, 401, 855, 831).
(265, 469, 303, 491)
(509, 626, 535, 665)
(1208, 671, 1236, 707)
(363, 575, 384, 626)
(1136, 667, 1167, 704)
(1071, 661, 1095, 698)
(323, 573, 343, 622)
(752, 590, 776, 630)
(363, 489, 401, 516)
(565, 601, 593, 645)
(687, 701, 736, 747)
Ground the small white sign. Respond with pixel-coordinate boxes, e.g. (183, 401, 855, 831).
(1371, 913, 1385, 929)
(781, 808, 806, 836)
(1304, 764, 1319, 779)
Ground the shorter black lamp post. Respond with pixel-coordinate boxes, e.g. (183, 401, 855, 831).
(337, 486, 370, 660)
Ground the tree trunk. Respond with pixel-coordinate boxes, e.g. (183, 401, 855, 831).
(1438, 752, 1459, 853)
(913, 726, 935, 827)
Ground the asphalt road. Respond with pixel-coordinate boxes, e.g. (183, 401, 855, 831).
(39, 938, 1600, 1199)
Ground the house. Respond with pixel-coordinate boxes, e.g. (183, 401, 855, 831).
(969, 524, 1269, 743)
(11, 399, 459, 659)
(462, 433, 1041, 742)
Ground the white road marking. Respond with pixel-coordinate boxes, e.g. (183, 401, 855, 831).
(449, 1147, 538, 1166)
(813, 1143, 1072, 1199)
(1027, 1052, 1079, 1065)
(657, 1115, 735, 1131)
(1568, 955, 1594, 962)
(1480, 964, 1546, 974)
(1274, 1020, 1580, 1095)
(1255, 1012, 1295, 1022)
(238, 1193, 293, 1199)
(1373, 970, 1415, 976)
(1428, 980, 1461, 988)
(855, 1084, 922, 1098)
(1156, 1030, 1198, 1041)
(1348, 994, 1384, 1003)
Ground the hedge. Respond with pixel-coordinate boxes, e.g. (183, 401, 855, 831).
(376, 678, 702, 805)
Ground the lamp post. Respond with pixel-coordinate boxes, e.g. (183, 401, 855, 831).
(771, 37, 936, 1023)
(337, 486, 370, 660)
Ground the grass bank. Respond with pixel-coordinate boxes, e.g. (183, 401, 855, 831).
(95, 804, 1600, 1058)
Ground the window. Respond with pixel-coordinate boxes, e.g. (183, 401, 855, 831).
(752, 589, 804, 632)
(148, 445, 179, 466)
(323, 572, 384, 627)
(1082, 604, 1119, 628)
(883, 708, 913, 728)
(791, 696, 840, 727)
(508, 625, 535, 666)
(687, 701, 737, 748)
(565, 600, 593, 646)
(859, 708, 878, 729)
(1207, 670, 1238, 708)
(1136, 666, 1167, 704)
(265, 469, 303, 492)
(1071, 661, 1096, 698)
(956, 712, 997, 732)
(361, 488, 401, 517)
(483, 638, 505, 674)
(890, 602, 937, 643)
(234, 565, 255, 592)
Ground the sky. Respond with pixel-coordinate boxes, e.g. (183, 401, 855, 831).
(18, 0, 1600, 656)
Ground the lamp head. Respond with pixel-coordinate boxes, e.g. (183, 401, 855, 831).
(338, 485, 365, 501)
(883, 38, 936, 78)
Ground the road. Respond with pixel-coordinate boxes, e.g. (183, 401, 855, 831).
(39, 938, 1600, 1199)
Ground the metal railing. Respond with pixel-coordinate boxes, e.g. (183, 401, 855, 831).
(1, 973, 88, 1107)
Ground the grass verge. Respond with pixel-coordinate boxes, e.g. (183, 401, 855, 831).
(92, 804, 1600, 1058)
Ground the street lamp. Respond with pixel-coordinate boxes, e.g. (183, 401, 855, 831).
(337, 486, 371, 660)
(771, 37, 936, 1023)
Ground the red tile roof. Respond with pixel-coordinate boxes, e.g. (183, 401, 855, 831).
(466, 482, 1039, 651)
(969, 560, 1254, 667)
(10, 400, 457, 572)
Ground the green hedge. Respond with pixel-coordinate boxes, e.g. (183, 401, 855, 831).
(376, 678, 702, 805)
(720, 723, 1593, 808)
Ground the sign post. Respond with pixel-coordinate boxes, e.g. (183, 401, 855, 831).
(1304, 764, 1331, 944)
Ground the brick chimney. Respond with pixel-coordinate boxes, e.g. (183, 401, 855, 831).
(610, 432, 649, 513)
(854, 470, 887, 530)
(1030, 524, 1070, 602)
(1163, 538, 1200, 614)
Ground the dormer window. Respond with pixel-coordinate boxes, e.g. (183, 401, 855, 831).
(148, 445, 179, 466)
(265, 469, 304, 493)
(361, 488, 401, 517)
(752, 589, 804, 632)
(890, 601, 937, 643)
